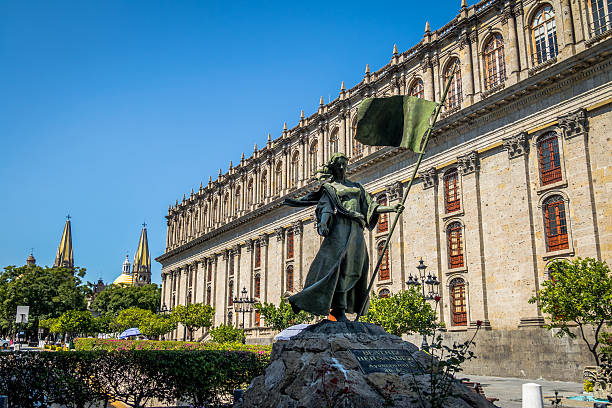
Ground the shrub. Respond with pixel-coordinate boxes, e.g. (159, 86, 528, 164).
(0, 349, 269, 408)
(74, 338, 271, 355)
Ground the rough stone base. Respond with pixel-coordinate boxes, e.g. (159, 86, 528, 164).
(238, 320, 496, 408)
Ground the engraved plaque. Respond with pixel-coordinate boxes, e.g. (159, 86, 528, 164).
(350, 349, 422, 375)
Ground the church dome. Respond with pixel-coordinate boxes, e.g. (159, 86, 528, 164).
(113, 273, 134, 285)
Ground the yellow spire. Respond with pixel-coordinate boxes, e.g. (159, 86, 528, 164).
(54, 216, 74, 269)
(132, 223, 151, 286)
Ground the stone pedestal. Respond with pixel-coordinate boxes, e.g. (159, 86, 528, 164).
(238, 320, 496, 408)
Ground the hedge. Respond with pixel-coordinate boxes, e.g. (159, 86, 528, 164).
(74, 338, 272, 354)
(0, 350, 269, 408)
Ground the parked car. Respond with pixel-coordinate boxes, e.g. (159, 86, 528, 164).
(0, 339, 10, 350)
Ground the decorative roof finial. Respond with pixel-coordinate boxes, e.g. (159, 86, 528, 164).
(300, 110, 304, 119)
(241, 152, 245, 161)
(190, 188, 194, 197)
(365, 64, 370, 74)
(254, 143, 258, 152)
(175, 199, 178, 206)
(283, 122, 287, 131)
(267, 132, 272, 142)
(208, 175, 212, 184)
(182, 194, 186, 202)
(319, 96, 324, 106)
(229, 160, 233, 169)
(341, 81, 345, 91)
(199, 181, 203, 190)
(393, 44, 398, 56)
(461, 0, 467, 8)
(425, 21, 431, 33)
(218, 168, 222, 177)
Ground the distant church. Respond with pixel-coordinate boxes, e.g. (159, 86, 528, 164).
(53, 216, 74, 269)
(113, 224, 152, 286)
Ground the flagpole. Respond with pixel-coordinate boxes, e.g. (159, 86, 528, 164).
(356, 63, 458, 321)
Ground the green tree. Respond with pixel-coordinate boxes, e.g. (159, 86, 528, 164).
(254, 297, 315, 332)
(529, 257, 612, 365)
(171, 303, 214, 336)
(362, 288, 438, 337)
(209, 324, 245, 343)
(0, 265, 88, 335)
(89, 284, 161, 318)
(57, 310, 95, 338)
(138, 314, 177, 338)
(112, 307, 153, 333)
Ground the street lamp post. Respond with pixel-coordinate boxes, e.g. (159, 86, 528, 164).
(233, 287, 255, 343)
(406, 258, 441, 349)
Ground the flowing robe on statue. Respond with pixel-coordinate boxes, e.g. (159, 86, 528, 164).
(284, 181, 379, 316)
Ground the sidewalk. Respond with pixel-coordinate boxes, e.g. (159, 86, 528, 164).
(463, 374, 586, 407)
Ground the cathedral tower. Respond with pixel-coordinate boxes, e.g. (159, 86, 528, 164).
(54, 216, 74, 269)
(132, 223, 151, 286)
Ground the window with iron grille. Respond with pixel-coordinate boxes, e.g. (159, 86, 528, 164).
(254, 275, 261, 298)
(234, 188, 241, 214)
(353, 139, 364, 158)
(330, 130, 339, 155)
(255, 242, 261, 268)
(444, 169, 461, 213)
(589, 0, 612, 36)
(228, 280, 234, 306)
(255, 310, 261, 326)
(376, 195, 388, 233)
(275, 162, 283, 195)
(409, 79, 424, 99)
(538, 133, 562, 185)
(377, 241, 390, 280)
(544, 195, 569, 252)
(309, 141, 318, 174)
(286, 265, 294, 292)
(447, 222, 464, 269)
(444, 59, 462, 109)
(261, 171, 267, 200)
(531, 5, 558, 65)
(286, 230, 294, 259)
(290, 152, 300, 188)
(450, 278, 467, 326)
(379, 288, 391, 298)
(206, 286, 211, 305)
(247, 179, 253, 207)
(229, 254, 234, 276)
(483, 33, 506, 90)
(207, 262, 212, 282)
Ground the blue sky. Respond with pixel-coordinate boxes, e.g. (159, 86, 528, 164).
(0, 0, 465, 285)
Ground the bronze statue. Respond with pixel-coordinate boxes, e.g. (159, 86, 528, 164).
(284, 152, 403, 322)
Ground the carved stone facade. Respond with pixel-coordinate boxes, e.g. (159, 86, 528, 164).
(157, 0, 611, 360)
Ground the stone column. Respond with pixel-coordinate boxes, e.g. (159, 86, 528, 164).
(501, 133, 544, 327)
(385, 181, 405, 286)
(469, 31, 482, 101)
(502, 6, 520, 83)
(460, 32, 475, 105)
(267, 159, 273, 202)
(161, 272, 167, 308)
(317, 126, 325, 167)
(339, 111, 347, 154)
(165, 220, 171, 249)
(260, 234, 269, 303)
(228, 182, 234, 219)
(423, 55, 435, 101)
(299, 139, 306, 183)
(433, 53, 441, 102)
(457, 151, 490, 329)
(253, 168, 259, 208)
(560, 0, 576, 52)
(282, 148, 289, 195)
(292, 221, 304, 285)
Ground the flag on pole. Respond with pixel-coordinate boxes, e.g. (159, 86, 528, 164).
(355, 95, 438, 152)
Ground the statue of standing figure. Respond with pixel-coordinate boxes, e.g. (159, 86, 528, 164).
(284, 152, 403, 322)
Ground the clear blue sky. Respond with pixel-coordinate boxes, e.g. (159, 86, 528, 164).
(0, 0, 464, 285)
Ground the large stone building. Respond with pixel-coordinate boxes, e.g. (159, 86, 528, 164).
(157, 0, 611, 376)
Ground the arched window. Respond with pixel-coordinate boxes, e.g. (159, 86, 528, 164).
(202, 205, 208, 229)
(286, 229, 294, 259)
(228, 280, 234, 306)
(286, 265, 294, 292)
(377, 241, 390, 280)
(543, 195, 569, 251)
(255, 241, 261, 268)
(588, 0, 612, 36)
(254, 274, 261, 298)
(309, 141, 318, 175)
(537, 132, 562, 185)
(376, 195, 388, 233)
(444, 59, 462, 109)
(379, 288, 391, 298)
(409, 79, 424, 99)
(247, 179, 254, 207)
(447, 222, 464, 269)
(206, 285, 211, 305)
(444, 168, 461, 213)
(329, 129, 339, 156)
(275, 162, 283, 195)
(212, 199, 218, 224)
(223, 193, 229, 218)
(290, 151, 300, 188)
(234, 187, 241, 214)
(261, 170, 267, 200)
(449, 278, 467, 326)
(531, 5, 558, 65)
(352, 118, 364, 158)
(483, 33, 506, 90)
